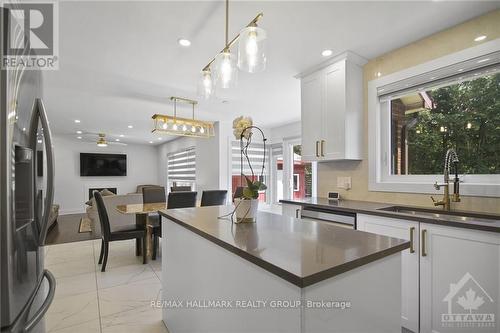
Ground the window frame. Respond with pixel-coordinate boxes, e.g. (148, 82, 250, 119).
(293, 174, 300, 192)
(283, 137, 317, 200)
(167, 146, 196, 191)
(368, 39, 500, 197)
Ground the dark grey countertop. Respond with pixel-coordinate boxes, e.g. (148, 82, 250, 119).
(159, 206, 409, 288)
(280, 198, 500, 233)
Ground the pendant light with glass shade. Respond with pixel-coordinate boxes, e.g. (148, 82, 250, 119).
(214, 47, 238, 89)
(197, 0, 266, 98)
(197, 68, 213, 99)
(238, 23, 266, 73)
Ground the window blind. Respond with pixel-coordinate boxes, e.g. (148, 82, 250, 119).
(231, 141, 268, 176)
(167, 147, 196, 184)
(270, 144, 283, 157)
(378, 51, 500, 102)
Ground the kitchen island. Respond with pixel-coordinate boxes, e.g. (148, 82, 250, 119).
(159, 206, 409, 333)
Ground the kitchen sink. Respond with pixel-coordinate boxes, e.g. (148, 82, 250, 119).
(377, 206, 500, 224)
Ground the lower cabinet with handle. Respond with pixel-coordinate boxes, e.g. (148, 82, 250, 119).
(358, 214, 500, 333)
(357, 214, 420, 333)
(281, 203, 302, 219)
(418, 223, 499, 333)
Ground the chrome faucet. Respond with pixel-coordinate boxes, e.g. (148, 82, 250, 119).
(431, 148, 461, 211)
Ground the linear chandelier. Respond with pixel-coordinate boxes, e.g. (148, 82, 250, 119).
(152, 97, 215, 138)
(198, 0, 267, 99)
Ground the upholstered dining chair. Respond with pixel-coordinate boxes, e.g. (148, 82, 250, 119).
(94, 191, 147, 272)
(142, 186, 166, 260)
(167, 191, 198, 209)
(200, 190, 228, 207)
(143, 186, 166, 204)
(170, 186, 192, 192)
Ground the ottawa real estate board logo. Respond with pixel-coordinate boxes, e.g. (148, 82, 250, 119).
(442, 272, 496, 329)
(1, 1, 59, 70)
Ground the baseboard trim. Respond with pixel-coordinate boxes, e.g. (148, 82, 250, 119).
(60, 209, 86, 215)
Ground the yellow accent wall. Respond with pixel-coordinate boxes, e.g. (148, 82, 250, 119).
(317, 10, 500, 214)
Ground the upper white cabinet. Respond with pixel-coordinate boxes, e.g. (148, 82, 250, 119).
(298, 51, 366, 161)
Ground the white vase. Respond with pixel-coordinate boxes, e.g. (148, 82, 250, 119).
(234, 198, 259, 223)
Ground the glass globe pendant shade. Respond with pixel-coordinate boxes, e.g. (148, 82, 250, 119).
(238, 25, 267, 73)
(197, 69, 214, 99)
(214, 49, 238, 89)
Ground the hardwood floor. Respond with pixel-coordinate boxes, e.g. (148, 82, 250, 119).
(45, 213, 101, 245)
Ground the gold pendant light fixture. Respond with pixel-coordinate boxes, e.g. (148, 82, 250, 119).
(96, 133, 108, 147)
(198, 0, 266, 99)
(152, 97, 215, 138)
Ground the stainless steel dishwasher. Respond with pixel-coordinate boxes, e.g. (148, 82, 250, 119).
(300, 206, 356, 229)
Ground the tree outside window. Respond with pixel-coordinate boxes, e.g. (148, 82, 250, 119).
(391, 72, 500, 175)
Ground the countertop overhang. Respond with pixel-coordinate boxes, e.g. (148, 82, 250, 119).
(159, 206, 409, 287)
(280, 198, 500, 233)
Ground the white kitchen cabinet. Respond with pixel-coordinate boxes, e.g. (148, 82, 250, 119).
(357, 214, 420, 333)
(419, 223, 500, 333)
(281, 203, 302, 219)
(298, 51, 366, 161)
(358, 214, 500, 333)
(300, 72, 323, 161)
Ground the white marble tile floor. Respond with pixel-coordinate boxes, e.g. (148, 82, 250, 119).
(44, 239, 167, 333)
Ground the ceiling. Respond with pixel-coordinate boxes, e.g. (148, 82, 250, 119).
(43, 1, 500, 145)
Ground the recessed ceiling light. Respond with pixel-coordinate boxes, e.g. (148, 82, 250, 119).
(321, 49, 333, 57)
(115, 139, 120, 142)
(76, 130, 82, 134)
(474, 35, 487, 42)
(178, 38, 191, 47)
(119, 134, 124, 137)
(77, 136, 82, 139)
(149, 141, 153, 144)
(127, 125, 133, 129)
(74, 119, 81, 123)
(158, 137, 162, 140)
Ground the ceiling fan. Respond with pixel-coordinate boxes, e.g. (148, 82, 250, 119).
(77, 132, 127, 147)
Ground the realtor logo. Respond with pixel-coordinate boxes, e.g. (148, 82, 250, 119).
(442, 272, 495, 329)
(1, 1, 59, 69)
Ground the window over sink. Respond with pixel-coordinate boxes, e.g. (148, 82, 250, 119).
(369, 45, 500, 197)
(389, 71, 499, 176)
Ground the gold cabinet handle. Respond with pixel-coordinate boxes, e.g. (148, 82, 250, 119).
(315, 141, 320, 157)
(320, 140, 325, 157)
(421, 229, 427, 257)
(409, 227, 415, 253)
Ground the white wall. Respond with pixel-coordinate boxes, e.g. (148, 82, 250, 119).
(267, 121, 301, 144)
(157, 121, 232, 195)
(53, 135, 159, 214)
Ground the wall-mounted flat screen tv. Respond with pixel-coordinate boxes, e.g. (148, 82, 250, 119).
(80, 153, 127, 176)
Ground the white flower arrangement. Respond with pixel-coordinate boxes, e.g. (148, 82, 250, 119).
(232, 116, 253, 140)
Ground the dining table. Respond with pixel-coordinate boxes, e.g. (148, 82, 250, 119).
(115, 202, 167, 258)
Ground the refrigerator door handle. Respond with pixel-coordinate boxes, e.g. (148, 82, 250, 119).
(23, 269, 56, 332)
(28, 98, 55, 246)
(36, 99, 55, 246)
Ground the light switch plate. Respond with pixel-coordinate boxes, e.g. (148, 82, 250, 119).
(337, 176, 352, 190)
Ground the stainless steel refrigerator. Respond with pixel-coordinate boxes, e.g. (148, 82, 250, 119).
(1, 7, 56, 333)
